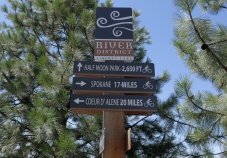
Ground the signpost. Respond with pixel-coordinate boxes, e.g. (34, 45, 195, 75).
(74, 61, 155, 77)
(70, 7, 157, 158)
(72, 77, 156, 94)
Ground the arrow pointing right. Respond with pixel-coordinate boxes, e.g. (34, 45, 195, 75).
(76, 81, 86, 86)
(74, 98, 85, 104)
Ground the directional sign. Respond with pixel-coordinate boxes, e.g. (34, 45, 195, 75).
(72, 77, 156, 94)
(74, 61, 155, 77)
(70, 94, 157, 115)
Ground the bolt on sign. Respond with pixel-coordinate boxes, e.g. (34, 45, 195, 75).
(94, 7, 133, 61)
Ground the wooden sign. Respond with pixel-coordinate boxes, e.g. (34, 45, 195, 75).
(74, 61, 155, 77)
(95, 7, 133, 61)
(73, 77, 156, 94)
(70, 94, 157, 115)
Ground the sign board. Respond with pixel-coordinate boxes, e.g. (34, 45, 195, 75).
(74, 61, 155, 77)
(73, 77, 156, 94)
(70, 94, 157, 113)
(95, 7, 133, 61)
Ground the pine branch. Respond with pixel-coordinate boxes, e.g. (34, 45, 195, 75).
(67, 120, 77, 126)
(76, 115, 100, 138)
(0, 69, 34, 107)
(208, 39, 227, 45)
(182, 150, 227, 157)
(0, 69, 15, 88)
(183, 85, 227, 145)
(220, 5, 227, 9)
(0, 110, 31, 131)
(60, 53, 73, 85)
(49, 11, 63, 61)
(209, 134, 227, 146)
(31, 27, 63, 63)
(183, 84, 226, 116)
(161, 111, 196, 128)
(208, 116, 227, 145)
(77, 140, 92, 149)
(210, 116, 222, 132)
(185, 0, 205, 43)
(126, 115, 151, 129)
(203, 48, 227, 72)
(0, 45, 5, 61)
(9, 50, 23, 60)
(84, 27, 94, 52)
(59, 19, 69, 37)
(185, 0, 227, 72)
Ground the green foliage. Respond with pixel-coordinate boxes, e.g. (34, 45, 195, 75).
(173, 0, 227, 92)
(169, 0, 227, 157)
(197, 0, 227, 13)
(174, 0, 197, 12)
(126, 116, 185, 157)
(0, 0, 187, 157)
(56, 130, 77, 156)
(0, 0, 98, 157)
(28, 106, 60, 142)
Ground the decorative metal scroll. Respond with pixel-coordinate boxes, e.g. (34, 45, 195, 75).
(95, 7, 133, 40)
(96, 10, 133, 37)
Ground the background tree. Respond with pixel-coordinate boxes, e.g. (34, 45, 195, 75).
(125, 71, 186, 158)
(159, 0, 227, 157)
(0, 0, 185, 157)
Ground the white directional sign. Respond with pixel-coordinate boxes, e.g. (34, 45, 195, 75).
(72, 77, 156, 94)
(74, 61, 155, 77)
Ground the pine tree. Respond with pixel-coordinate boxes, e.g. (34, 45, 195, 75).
(159, 0, 227, 157)
(126, 71, 186, 158)
(0, 0, 184, 157)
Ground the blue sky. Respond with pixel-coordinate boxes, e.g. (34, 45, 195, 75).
(0, 0, 222, 100)
(103, 0, 222, 100)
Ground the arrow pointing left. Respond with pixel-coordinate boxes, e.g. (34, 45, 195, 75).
(74, 98, 85, 104)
